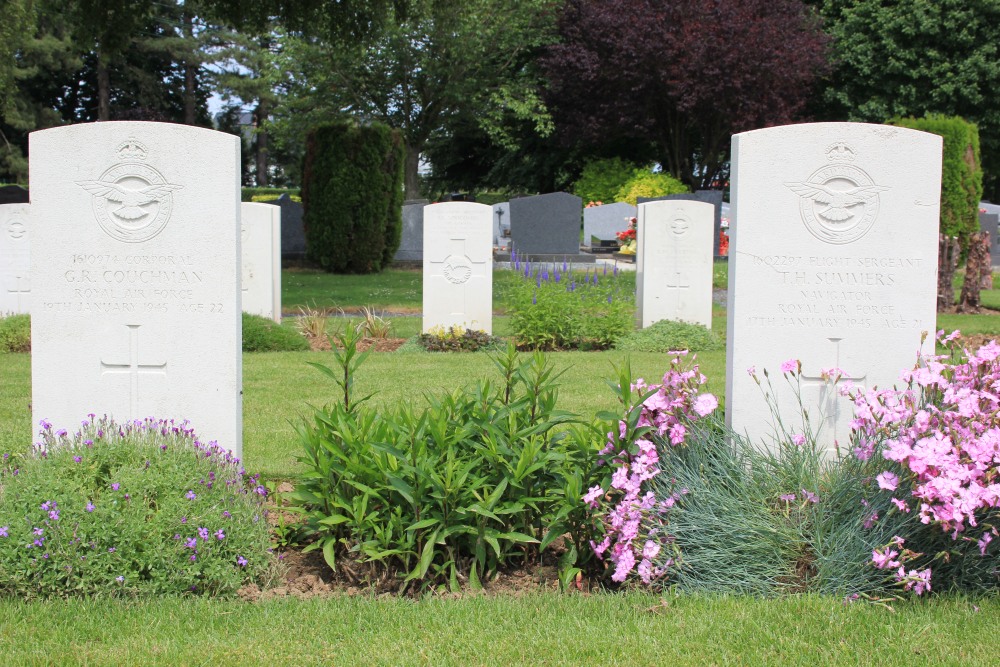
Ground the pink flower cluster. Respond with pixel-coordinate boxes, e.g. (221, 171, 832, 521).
(586, 351, 718, 584)
(871, 536, 932, 595)
(848, 332, 1000, 584)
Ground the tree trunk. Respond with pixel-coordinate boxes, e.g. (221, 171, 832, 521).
(97, 46, 110, 121)
(959, 231, 991, 312)
(404, 144, 421, 200)
(253, 100, 269, 187)
(183, 12, 197, 125)
(937, 234, 961, 311)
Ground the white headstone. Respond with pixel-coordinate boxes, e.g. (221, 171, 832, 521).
(636, 200, 713, 329)
(30, 122, 243, 457)
(584, 202, 637, 247)
(240, 202, 281, 323)
(0, 204, 31, 315)
(423, 202, 493, 333)
(726, 122, 941, 454)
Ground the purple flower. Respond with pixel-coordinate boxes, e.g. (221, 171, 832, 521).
(198, 527, 209, 541)
(33, 527, 43, 536)
(215, 529, 225, 541)
(190, 554, 197, 562)
(185, 490, 196, 500)
(48, 510, 60, 521)
(185, 538, 197, 549)
(0, 526, 7, 537)
(40, 501, 52, 511)
(33, 538, 44, 547)
(116, 576, 124, 583)
(180, 516, 187, 524)
(801, 489, 819, 504)
(237, 556, 248, 567)
(791, 433, 806, 447)
(108, 547, 116, 553)
(85, 502, 95, 513)
(222, 511, 231, 519)
(73, 456, 82, 463)
(779, 493, 796, 502)
(780, 359, 799, 374)
(111, 482, 120, 491)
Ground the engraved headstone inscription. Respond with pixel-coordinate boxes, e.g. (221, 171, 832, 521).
(638, 190, 725, 256)
(0, 203, 31, 315)
(636, 200, 714, 329)
(240, 202, 281, 322)
(509, 192, 581, 256)
(30, 122, 243, 456)
(423, 202, 493, 333)
(583, 202, 637, 249)
(726, 123, 941, 455)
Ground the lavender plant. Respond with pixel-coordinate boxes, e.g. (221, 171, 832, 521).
(0, 417, 273, 599)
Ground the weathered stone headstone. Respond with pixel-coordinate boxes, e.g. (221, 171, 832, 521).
(241, 202, 281, 322)
(493, 202, 510, 249)
(0, 185, 29, 205)
(0, 204, 31, 315)
(979, 211, 1000, 267)
(636, 200, 713, 329)
(726, 123, 941, 454)
(583, 202, 636, 249)
(30, 122, 243, 457)
(423, 202, 492, 333)
(509, 192, 581, 256)
(264, 194, 303, 261)
(394, 200, 428, 262)
(639, 190, 725, 256)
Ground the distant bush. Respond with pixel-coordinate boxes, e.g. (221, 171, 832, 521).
(572, 158, 641, 204)
(0, 417, 274, 599)
(242, 312, 309, 352)
(614, 319, 723, 353)
(0, 313, 30, 352)
(615, 170, 688, 205)
(302, 122, 405, 274)
(251, 194, 301, 203)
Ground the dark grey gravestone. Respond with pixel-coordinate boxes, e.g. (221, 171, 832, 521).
(509, 192, 582, 256)
(979, 211, 1000, 266)
(264, 194, 305, 261)
(638, 190, 724, 256)
(394, 200, 428, 261)
(0, 185, 29, 205)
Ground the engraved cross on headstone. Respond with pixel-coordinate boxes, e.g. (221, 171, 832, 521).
(7, 274, 30, 310)
(429, 235, 487, 319)
(100, 324, 167, 415)
(798, 337, 866, 447)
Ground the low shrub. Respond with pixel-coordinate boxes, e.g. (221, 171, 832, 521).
(0, 417, 273, 599)
(0, 313, 30, 353)
(614, 319, 723, 353)
(572, 157, 641, 204)
(291, 330, 605, 591)
(242, 312, 310, 352)
(615, 170, 688, 205)
(505, 255, 634, 350)
(418, 326, 504, 352)
(241, 187, 299, 202)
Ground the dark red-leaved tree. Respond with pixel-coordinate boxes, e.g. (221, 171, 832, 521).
(542, 0, 831, 189)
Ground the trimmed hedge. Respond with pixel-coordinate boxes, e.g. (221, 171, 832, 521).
(302, 122, 405, 273)
(241, 187, 299, 202)
(891, 115, 982, 238)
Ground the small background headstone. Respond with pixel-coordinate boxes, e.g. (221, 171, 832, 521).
(394, 199, 429, 262)
(583, 202, 636, 249)
(264, 194, 304, 262)
(423, 202, 492, 333)
(509, 192, 582, 257)
(979, 210, 1000, 268)
(0, 203, 31, 314)
(636, 200, 714, 328)
(639, 190, 725, 256)
(241, 202, 282, 322)
(493, 202, 510, 249)
(0, 185, 29, 205)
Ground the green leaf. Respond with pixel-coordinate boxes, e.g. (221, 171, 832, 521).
(318, 514, 350, 526)
(321, 538, 337, 571)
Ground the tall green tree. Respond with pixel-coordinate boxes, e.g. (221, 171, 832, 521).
(813, 0, 1000, 199)
(0, 0, 34, 115)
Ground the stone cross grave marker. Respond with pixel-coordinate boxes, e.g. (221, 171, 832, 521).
(726, 122, 941, 455)
(509, 192, 581, 256)
(240, 202, 281, 322)
(636, 200, 714, 329)
(423, 202, 492, 333)
(0, 203, 31, 315)
(493, 202, 510, 249)
(583, 202, 636, 249)
(30, 122, 243, 457)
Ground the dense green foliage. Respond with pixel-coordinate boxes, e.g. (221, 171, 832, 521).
(891, 115, 982, 238)
(571, 157, 640, 205)
(241, 313, 309, 352)
(301, 121, 405, 273)
(614, 319, 723, 353)
(614, 170, 689, 205)
(0, 417, 273, 598)
(417, 327, 504, 352)
(292, 332, 605, 590)
(0, 314, 30, 353)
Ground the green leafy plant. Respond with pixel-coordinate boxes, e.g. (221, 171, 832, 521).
(614, 319, 723, 353)
(418, 326, 503, 352)
(356, 306, 393, 339)
(0, 313, 30, 353)
(0, 417, 274, 599)
(294, 305, 331, 341)
(572, 157, 641, 204)
(242, 312, 310, 352)
(291, 338, 605, 591)
(614, 169, 688, 205)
